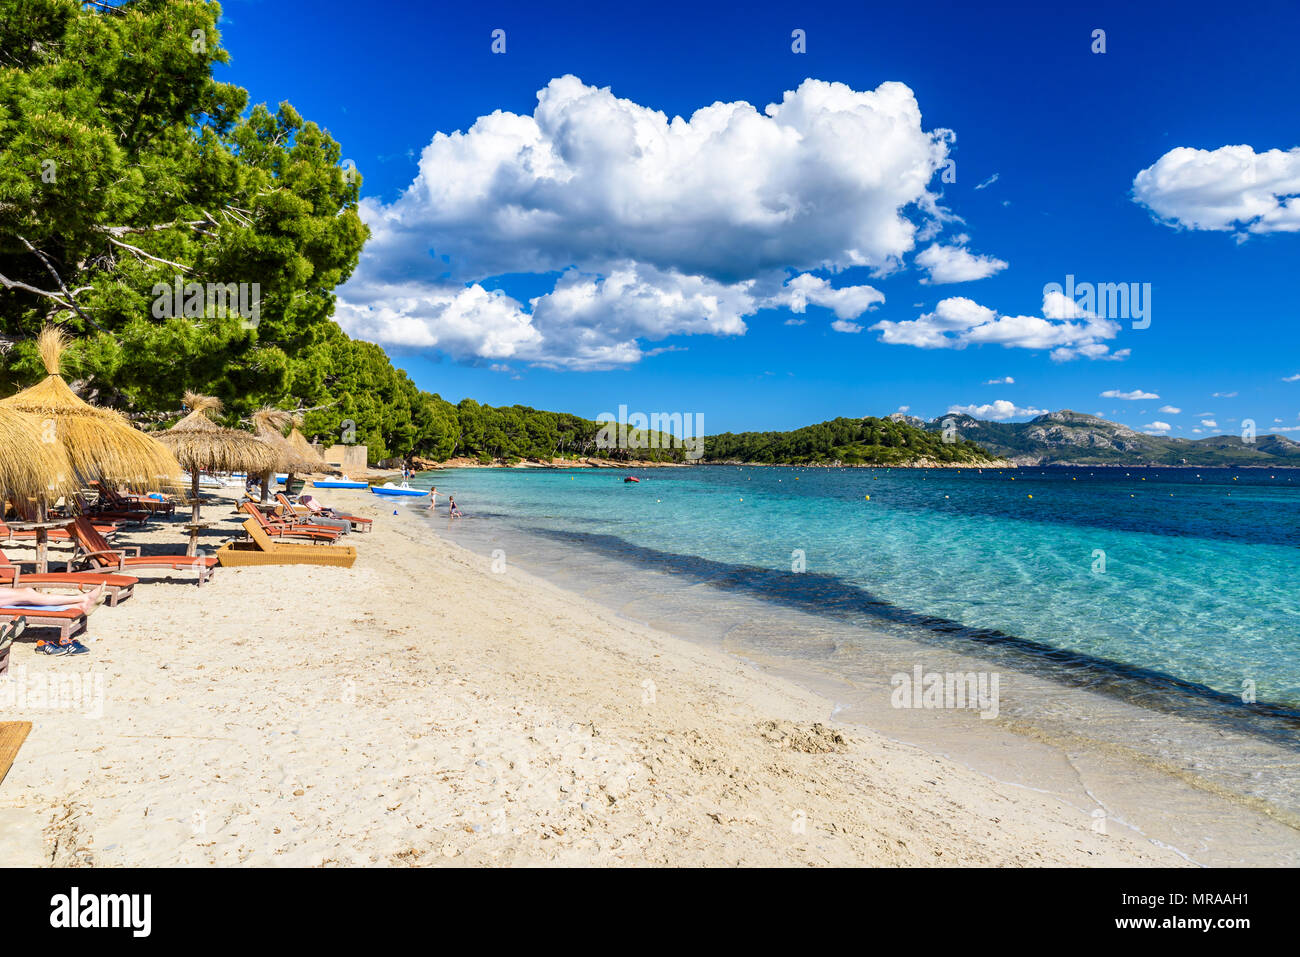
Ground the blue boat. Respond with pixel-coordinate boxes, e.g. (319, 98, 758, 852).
(370, 483, 426, 497)
(313, 480, 369, 489)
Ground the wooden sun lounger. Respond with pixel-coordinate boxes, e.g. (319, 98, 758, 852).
(90, 480, 175, 517)
(217, 519, 357, 568)
(275, 493, 373, 532)
(0, 549, 137, 606)
(0, 605, 87, 642)
(238, 502, 343, 542)
(0, 519, 118, 543)
(67, 517, 216, 586)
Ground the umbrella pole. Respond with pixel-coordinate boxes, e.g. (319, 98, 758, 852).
(35, 497, 48, 575)
(187, 469, 201, 557)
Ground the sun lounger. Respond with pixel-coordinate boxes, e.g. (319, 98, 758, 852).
(217, 519, 357, 568)
(275, 493, 373, 532)
(238, 502, 343, 542)
(1, 514, 121, 542)
(67, 492, 149, 524)
(0, 604, 87, 642)
(67, 517, 216, 586)
(0, 618, 20, 676)
(0, 549, 137, 606)
(90, 480, 175, 518)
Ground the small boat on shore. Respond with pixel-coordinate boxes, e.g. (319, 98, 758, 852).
(313, 480, 369, 489)
(370, 482, 426, 497)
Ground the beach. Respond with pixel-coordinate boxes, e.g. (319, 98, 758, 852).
(0, 485, 1214, 867)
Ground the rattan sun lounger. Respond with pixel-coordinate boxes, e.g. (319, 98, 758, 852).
(216, 519, 357, 568)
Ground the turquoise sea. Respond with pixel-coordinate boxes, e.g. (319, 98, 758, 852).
(400, 464, 1300, 844)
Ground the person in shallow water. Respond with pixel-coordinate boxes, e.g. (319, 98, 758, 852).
(447, 495, 462, 518)
(428, 486, 438, 511)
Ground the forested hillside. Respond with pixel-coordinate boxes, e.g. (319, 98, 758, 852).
(702, 416, 998, 465)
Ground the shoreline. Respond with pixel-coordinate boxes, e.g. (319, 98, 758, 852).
(0, 485, 1277, 866)
(419, 472, 1300, 864)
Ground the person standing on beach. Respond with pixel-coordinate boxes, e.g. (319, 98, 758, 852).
(428, 486, 438, 511)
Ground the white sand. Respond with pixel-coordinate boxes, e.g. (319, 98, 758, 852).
(0, 487, 1189, 866)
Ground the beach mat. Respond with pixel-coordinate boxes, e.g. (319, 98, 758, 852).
(0, 722, 33, 786)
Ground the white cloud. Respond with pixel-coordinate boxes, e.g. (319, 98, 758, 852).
(1133, 145, 1300, 235)
(772, 273, 885, 319)
(915, 242, 1008, 284)
(830, 319, 864, 333)
(1212, 391, 1238, 398)
(871, 292, 1123, 360)
(1101, 389, 1159, 400)
(947, 399, 1047, 421)
(1201, 419, 1219, 429)
(1143, 421, 1173, 433)
(984, 376, 1015, 385)
(338, 75, 957, 367)
(974, 173, 999, 190)
(1283, 373, 1300, 382)
(1158, 405, 1181, 414)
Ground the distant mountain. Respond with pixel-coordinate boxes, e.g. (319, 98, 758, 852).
(923, 409, 1300, 466)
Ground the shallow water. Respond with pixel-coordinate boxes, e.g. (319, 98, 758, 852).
(408, 465, 1300, 862)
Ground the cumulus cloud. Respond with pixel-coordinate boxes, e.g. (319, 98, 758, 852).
(915, 242, 1008, 284)
(1143, 421, 1173, 433)
(1201, 419, 1219, 429)
(771, 273, 885, 319)
(1283, 373, 1300, 382)
(871, 292, 1123, 360)
(1101, 389, 1159, 400)
(337, 75, 960, 367)
(1158, 405, 1181, 414)
(984, 376, 1015, 385)
(947, 399, 1047, 421)
(1133, 145, 1300, 236)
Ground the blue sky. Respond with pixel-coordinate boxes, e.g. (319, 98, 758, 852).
(215, 0, 1300, 437)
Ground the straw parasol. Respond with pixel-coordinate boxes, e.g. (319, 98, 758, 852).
(0, 406, 75, 506)
(251, 407, 319, 501)
(0, 327, 181, 492)
(156, 393, 279, 554)
(287, 416, 340, 476)
(0, 326, 181, 570)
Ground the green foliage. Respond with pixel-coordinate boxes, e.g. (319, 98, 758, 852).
(0, 0, 367, 416)
(703, 417, 997, 465)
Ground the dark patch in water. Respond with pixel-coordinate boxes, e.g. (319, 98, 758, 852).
(517, 526, 1300, 748)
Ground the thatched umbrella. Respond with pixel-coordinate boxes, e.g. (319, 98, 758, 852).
(251, 407, 319, 501)
(156, 393, 279, 554)
(0, 327, 181, 570)
(0, 407, 78, 570)
(287, 417, 339, 476)
(0, 327, 181, 491)
(0, 406, 75, 505)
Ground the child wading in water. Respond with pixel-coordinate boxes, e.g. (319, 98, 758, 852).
(447, 495, 462, 518)
(428, 486, 438, 511)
